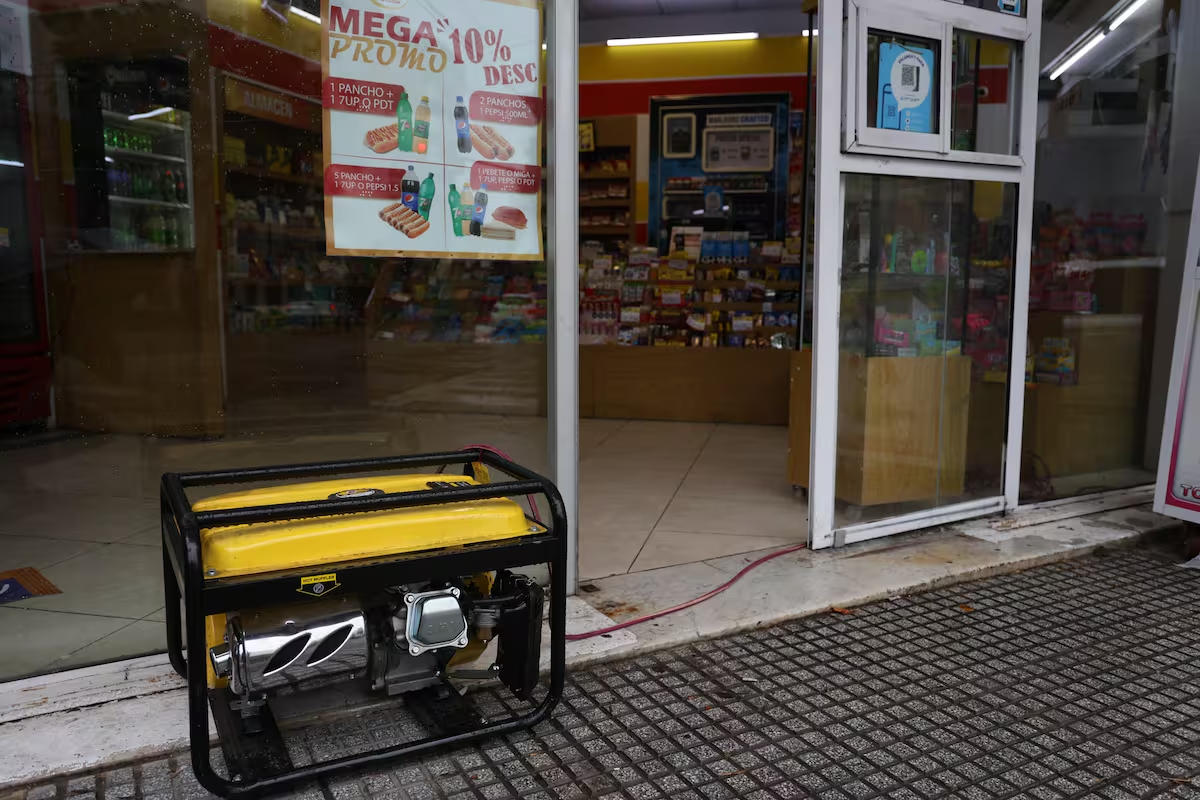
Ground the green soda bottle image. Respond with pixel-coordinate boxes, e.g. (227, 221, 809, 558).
(447, 183, 462, 236)
(418, 173, 436, 221)
(397, 92, 413, 151)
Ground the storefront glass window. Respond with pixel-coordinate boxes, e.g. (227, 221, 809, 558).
(0, 0, 548, 681)
(836, 173, 1016, 525)
(1021, 0, 1176, 500)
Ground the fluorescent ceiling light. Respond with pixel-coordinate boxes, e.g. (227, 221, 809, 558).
(291, 6, 320, 23)
(607, 32, 758, 47)
(128, 106, 173, 121)
(1109, 0, 1149, 30)
(802, 29, 818, 36)
(0, 159, 23, 168)
(1049, 32, 1105, 81)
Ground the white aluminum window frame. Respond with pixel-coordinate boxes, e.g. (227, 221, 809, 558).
(809, 0, 1043, 550)
(844, 0, 1029, 169)
(548, 0, 580, 590)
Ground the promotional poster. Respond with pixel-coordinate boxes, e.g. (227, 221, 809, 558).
(321, 0, 543, 259)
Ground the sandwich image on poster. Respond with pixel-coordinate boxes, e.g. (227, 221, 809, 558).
(876, 41, 935, 134)
(321, 0, 544, 259)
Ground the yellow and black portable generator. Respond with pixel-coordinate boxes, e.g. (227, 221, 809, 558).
(160, 449, 566, 798)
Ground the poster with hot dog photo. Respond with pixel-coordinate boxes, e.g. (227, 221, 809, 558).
(321, 0, 543, 259)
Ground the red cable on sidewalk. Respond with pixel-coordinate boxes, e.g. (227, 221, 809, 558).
(566, 542, 808, 641)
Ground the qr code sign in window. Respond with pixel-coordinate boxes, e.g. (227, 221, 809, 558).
(901, 64, 920, 91)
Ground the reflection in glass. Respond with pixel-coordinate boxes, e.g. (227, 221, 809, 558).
(1021, 0, 1173, 500)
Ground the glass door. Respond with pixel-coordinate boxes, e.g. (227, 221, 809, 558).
(808, 0, 1041, 547)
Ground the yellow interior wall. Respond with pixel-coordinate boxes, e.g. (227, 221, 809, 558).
(579, 37, 810, 82)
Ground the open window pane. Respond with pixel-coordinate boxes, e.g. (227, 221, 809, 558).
(951, 31, 1020, 156)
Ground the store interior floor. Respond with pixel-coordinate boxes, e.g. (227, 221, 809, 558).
(0, 416, 803, 682)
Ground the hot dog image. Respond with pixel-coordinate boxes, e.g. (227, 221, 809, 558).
(469, 124, 515, 161)
(378, 202, 429, 238)
(364, 123, 399, 153)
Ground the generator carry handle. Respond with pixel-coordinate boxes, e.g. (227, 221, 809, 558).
(160, 448, 568, 799)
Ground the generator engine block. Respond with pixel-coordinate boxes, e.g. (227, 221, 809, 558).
(209, 572, 543, 705)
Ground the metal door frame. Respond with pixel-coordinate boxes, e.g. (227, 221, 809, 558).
(808, 0, 1043, 549)
(547, 0, 580, 590)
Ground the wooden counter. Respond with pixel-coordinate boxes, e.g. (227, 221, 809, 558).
(788, 352, 971, 506)
(580, 345, 791, 425)
(366, 340, 548, 417)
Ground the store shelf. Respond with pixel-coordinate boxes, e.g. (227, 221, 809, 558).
(227, 164, 322, 187)
(1061, 256, 1166, 273)
(581, 198, 631, 207)
(693, 302, 800, 312)
(580, 225, 632, 235)
(109, 195, 190, 209)
(105, 146, 186, 164)
(102, 109, 185, 133)
(580, 171, 632, 181)
(843, 272, 951, 291)
(695, 280, 801, 290)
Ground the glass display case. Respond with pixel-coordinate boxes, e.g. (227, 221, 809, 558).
(836, 174, 1016, 522)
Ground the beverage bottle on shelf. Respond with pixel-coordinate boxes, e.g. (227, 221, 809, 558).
(149, 213, 165, 247)
(163, 215, 178, 248)
(397, 92, 413, 151)
(414, 96, 431, 155)
(175, 171, 187, 203)
(401, 165, 419, 212)
(418, 173, 436, 221)
(454, 96, 471, 154)
(114, 128, 127, 149)
(162, 168, 175, 202)
(469, 183, 488, 236)
(447, 184, 462, 236)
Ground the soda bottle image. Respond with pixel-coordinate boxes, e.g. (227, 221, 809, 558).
(414, 96, 431, 155)
(470, 182, 488, 236)
(397, 92, 414, 151)
(401, 165, 419, 212)
(454, 96, 471, 154)
(447, 184, 462, 236)
(418, 173, 436, 221)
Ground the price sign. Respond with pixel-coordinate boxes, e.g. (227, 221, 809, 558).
(322, 0, 543, 259)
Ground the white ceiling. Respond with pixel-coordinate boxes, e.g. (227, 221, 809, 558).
(580, 0, 798, 19)
(578, 0, 810, 43)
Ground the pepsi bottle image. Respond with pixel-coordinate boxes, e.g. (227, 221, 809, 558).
(402, 165, 419, 212)
(469, 183, 488, 236)
(455, 96, 471, 154)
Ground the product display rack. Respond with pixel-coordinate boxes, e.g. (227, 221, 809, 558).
(578, 116, 638, 250)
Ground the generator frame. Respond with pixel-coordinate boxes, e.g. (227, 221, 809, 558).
(161, 449, 568, 798)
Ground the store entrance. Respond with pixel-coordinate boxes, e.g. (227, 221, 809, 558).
(575, 48, 816, 579)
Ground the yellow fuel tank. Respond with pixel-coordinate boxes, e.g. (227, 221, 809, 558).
(193, 474, 541, 579)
